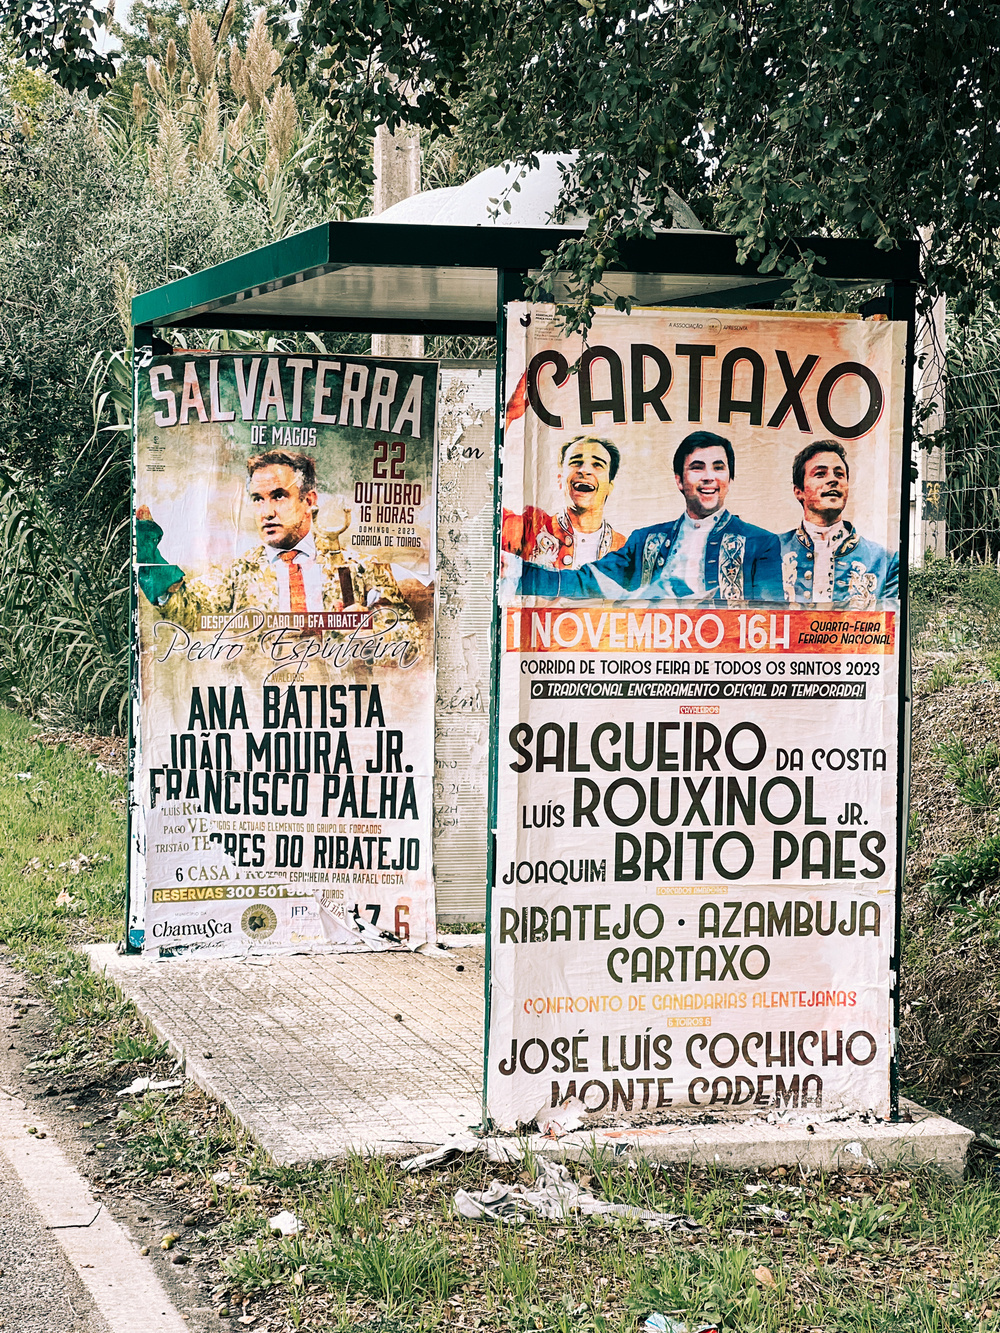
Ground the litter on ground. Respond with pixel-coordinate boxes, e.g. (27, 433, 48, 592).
(268, 1210, 302, 1237)
(116, 1076, 184, 1097)
(400, 1134, 526, 1172)
(643, 1316, 719, 1333)
(453, 1159, 703, 1229)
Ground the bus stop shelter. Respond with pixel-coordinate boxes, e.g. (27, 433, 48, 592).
(130, 211, 921, 924)
(131, 218, 921, 342)
(109, 208, 975, 1170)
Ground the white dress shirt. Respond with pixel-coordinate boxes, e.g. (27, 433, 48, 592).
(656, 511, 725, 599)
(571, 526, 604, 568)
(266, 531, 327, 612)
(802, 518, 847, 604)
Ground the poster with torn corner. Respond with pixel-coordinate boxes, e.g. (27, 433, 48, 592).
(487, 305, 906, 1124)
(130, 352, 439, 957)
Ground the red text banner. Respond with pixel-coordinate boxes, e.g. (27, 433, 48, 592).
(506, 608, 895, 655)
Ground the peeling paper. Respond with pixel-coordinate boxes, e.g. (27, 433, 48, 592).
(536, 1095, 588, 1139)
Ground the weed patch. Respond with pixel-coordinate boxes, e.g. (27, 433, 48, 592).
(925, 835, 1000, 905)
(933, 738, 1000, 810)
(919, 662, 957, 694)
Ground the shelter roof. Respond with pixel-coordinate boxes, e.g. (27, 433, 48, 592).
(132, 158, 920, 336)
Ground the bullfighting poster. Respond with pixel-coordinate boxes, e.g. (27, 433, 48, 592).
(487, 306, 906, 1124)
(130, 352, 438, 957)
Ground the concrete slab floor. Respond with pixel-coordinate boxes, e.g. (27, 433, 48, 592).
(85, 945, 973, 1178)
(85, 943, 485, 1164)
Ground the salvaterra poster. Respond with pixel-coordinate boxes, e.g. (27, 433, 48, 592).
(131, 352, 438, 956)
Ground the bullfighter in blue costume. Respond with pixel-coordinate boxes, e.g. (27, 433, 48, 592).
(517, 431, 783, 605)
(778, 440, 898, 610)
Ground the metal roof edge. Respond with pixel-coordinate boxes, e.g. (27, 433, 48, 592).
(131, 220, 922, 328)
(131, 223, 333, 328)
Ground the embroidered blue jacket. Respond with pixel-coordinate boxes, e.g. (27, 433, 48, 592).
(519, 509, 783, 604)
(778, 523, 898, 609)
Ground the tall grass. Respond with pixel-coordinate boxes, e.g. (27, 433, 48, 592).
(0, 468, 128, 732)
(937, 303, 1000, 561)
(909, 554, 1000, 650)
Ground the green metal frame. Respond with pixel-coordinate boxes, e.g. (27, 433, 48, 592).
(131, 220, 922, 335)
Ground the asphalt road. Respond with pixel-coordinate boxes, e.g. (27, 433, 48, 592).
(0, 1156, 111, 1333)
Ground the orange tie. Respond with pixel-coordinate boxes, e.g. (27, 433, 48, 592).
(278, 549, 307, 614)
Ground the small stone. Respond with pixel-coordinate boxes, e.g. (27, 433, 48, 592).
(140, 1246, 150, 1256)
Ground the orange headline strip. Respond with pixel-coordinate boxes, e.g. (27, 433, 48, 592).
(505, 608, 895, 655)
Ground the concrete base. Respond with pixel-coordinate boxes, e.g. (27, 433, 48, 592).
(525, 1099, 973, 1181)
(86, 945, 972, 1177)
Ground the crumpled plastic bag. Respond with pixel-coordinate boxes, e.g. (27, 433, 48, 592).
(268, 1210, 302, 1237)
(400, 1134, 525, 1172)
(643, 1315, 718, 1333)
(453, 1159, 702, 1229)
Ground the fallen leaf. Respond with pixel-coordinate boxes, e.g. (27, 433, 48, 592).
(754, 1265, 776, 1288)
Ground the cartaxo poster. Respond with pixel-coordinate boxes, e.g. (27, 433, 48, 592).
(131, 353, 438, 957)
(488, 306, 905, 1123)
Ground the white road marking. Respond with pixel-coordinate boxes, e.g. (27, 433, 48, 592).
(0, 1090, 190, 1332)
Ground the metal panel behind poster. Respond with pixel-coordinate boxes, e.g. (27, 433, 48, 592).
(488, 305, 905, 1125)
(434, 365, 496, 920)
(131, 353, 438, 957)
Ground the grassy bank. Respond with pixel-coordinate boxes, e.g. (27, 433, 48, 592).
(0, 707, 124, 942)
(902, 559, 1000, 1129)
(0, 706, 153, 1064)
(92, 1106, 1000, 1332)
